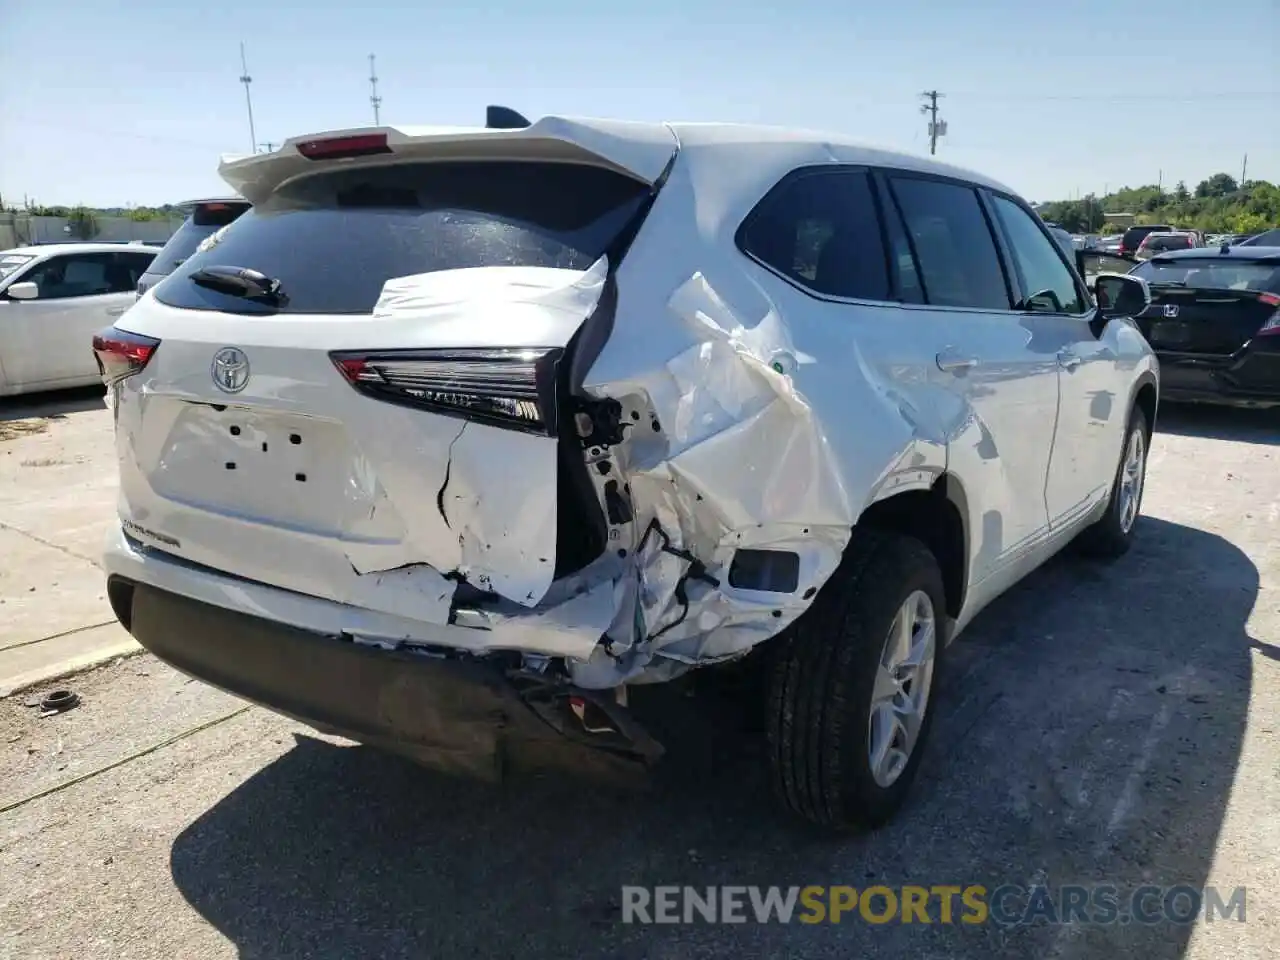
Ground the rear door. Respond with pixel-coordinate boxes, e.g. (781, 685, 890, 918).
(1131, 256, 1280, 356)
(115, 153, 667, 616)
(880, 173, 1059, 590)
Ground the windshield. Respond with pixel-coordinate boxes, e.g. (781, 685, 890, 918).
(1131, 258, 1280, 293)
(0, 254, 34, 281)
(155, 161, 650, 315)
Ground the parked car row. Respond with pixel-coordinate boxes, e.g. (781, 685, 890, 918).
(0, 242, 157, 395)
(0, 199, 251, 396)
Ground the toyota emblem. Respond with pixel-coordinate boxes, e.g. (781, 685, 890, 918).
(1162, 304, 1180, 318)
(211, 347, 250, 393)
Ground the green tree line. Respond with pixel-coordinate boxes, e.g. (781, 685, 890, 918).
(4, 203, 183, 222)
(1038, 174, 1279, 235)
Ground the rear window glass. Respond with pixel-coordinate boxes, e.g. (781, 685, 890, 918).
(1123, 226, 1168, 246)
(1143, 235, 1192, 251)
(149, 204, 250, 278)
(155, 162, 650, 315)
(1131, 258, 1280, 292)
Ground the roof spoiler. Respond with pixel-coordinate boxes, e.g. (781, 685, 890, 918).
(486, 105, 531, 130)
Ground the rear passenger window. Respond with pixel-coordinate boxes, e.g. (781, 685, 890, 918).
(738, 170, 891, 301)
(887, 176, 1010, 310)
(990, 195, 1085, 314)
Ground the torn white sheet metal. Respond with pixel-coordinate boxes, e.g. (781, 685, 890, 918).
(566, 272, 853, 687)
(346, 260, 610, 609)
(452, 574, 621, 660)
(342, 266, 851, 684)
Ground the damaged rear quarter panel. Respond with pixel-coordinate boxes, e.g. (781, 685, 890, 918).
(575, 136, 951, 685)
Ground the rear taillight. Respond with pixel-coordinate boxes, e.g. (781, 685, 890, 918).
(330, 347, 562, 434)
(92, 327, 160, 385)
(296, 133, 391, 161)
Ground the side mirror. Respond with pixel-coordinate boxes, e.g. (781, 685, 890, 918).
(1094, 273, 1151, 319)
(6, 281, 38, 301)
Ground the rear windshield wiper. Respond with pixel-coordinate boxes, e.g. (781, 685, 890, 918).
(191, 265, 289, 304)
(1147, 280, 1187, 287)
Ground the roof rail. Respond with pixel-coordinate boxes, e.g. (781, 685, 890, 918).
(485, 105, 531, 130)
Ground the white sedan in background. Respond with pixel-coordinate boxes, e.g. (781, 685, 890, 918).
(0, 242, 157, 397)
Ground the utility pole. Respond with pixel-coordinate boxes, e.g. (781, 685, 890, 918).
(1241, 153, 1248, 186)
(920, 91, 946, 155)
(239, 42, 257, 154)
(368, 54, 382, 126)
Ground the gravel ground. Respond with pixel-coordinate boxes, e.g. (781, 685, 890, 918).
(1, 402, 1278, 960)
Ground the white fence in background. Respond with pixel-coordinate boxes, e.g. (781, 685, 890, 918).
(0, 213, 182, 250)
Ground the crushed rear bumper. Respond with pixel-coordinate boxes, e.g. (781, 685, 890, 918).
(109, 577, 663, 781)
(1158, 347, 1280, 408)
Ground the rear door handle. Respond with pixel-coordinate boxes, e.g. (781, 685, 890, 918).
(1058, 350, 1082, 371)
(936, 351, 979, 373)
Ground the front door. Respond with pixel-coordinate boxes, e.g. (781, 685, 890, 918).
(986, 194, 1123, 527)
(3, 252, 136, 385)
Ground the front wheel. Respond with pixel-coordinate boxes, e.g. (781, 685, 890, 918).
(766, 531, 946, 831)
(1076, 406, 1150, 559)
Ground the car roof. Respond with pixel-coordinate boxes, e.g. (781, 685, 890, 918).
(0, 242, 159, 258)
(1142, 246, 1280, 261)
(219, 115, 1020, 203)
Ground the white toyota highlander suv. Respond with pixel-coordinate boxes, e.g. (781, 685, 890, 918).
(96, 112, 1159, 831)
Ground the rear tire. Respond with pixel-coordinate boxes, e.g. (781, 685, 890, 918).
(766, 530, 946, 832)
(1076, 405, 1150, 560)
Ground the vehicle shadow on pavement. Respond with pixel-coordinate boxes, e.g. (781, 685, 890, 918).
(0, 385, 105, 422)
(169, 517, 1256, 960)
(1155, 402, 1280, 445)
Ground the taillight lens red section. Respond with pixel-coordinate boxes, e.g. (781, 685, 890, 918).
(330, 347, 561, 434)
(92, 327, 160, 385)
(296, 133, 391, 160)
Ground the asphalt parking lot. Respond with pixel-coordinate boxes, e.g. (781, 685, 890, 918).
(1, 391, 1278, 960)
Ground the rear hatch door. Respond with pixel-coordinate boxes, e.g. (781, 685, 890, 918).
(115, 126, 674, 618)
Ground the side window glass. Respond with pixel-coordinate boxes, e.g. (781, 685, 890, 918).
(116, 253, 156, 289)
(888, 176, 1010, 310)
(739, 169, 891, 301)
(27, 254, 112, 300)
(991, 195, 1085, 314)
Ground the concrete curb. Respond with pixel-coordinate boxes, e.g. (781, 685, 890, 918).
(0, 635, 143, 698)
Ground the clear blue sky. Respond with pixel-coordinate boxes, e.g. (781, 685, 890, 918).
(1, 0, 1276, 207)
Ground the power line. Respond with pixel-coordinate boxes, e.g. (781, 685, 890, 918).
(920, 90, 946, 155)
(369, 53, 382, 126)
(239, 42, 257, 154)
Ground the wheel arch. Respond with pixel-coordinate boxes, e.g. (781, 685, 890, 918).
(1131, 372, 1158, 434)
(854, 474, 969, 622)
